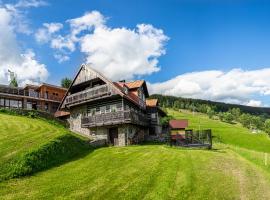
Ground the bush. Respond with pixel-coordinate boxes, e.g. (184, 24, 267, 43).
(160, 115, 174, 126)
(219, 112, 234, 124)
(8, 134, 92, 179)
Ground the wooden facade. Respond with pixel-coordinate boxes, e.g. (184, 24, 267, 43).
(59, 64, 165, 146)
(0, 83, 67, 114)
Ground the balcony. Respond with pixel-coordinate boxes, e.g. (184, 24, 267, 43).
(64, 85, 112, 107)
(81, 110, 149, 128)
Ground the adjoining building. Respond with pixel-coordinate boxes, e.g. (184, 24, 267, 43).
(169, 119, 189, 141)
(0, 83, 67, 114)
(58, 64, 166, 146)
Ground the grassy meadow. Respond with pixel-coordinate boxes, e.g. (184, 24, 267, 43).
(0, 110, 270, 199)
(168, 109, 270, 153)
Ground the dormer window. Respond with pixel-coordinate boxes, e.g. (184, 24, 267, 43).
(123, 86, 128, 94)
(137, 87, 145, 100)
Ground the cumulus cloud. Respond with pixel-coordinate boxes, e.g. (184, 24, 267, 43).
(35, 22, 63, 43)
(148, 68, 270, 107)
(246, 100, 262, 107)
(35, 10, 168, 80)
(0, 1, 48, 85)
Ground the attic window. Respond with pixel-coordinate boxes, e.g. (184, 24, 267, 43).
(123, 86, 128, 94)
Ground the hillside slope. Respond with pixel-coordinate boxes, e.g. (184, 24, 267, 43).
(1, 145, 270, 199)
(168, 109, 270, 153)
(0, 110, 270, 199)
(0, 113, 90, 180)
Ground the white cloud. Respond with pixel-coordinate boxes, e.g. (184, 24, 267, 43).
(35, 22, 63, 43)
(13, 0, 48, 8)
(148, 68, 270, 107)
(54, 53, 70, 63)
(36, 11, 168, 80)
(246, 100, 262, 107)
(4, 0, 47, 34)
(0, 1, 48, 85)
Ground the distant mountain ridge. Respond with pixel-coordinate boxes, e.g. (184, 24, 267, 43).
(150, 94, 270, 116)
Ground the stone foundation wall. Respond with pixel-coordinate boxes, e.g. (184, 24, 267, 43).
(68, 107, 148, 146)
(68, 106, 91, 137)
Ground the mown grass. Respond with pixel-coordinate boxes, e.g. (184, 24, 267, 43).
(1, 110, 270, 199)
(0, 113, 78, 180)
(1, 145, 270, 199)
(168, 109, 270, 153)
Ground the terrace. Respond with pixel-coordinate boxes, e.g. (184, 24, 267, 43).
(81, 110, 149, 127)
(64, 84, 113, 107)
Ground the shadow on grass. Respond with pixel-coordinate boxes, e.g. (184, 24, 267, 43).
(1, 134, 102, 182)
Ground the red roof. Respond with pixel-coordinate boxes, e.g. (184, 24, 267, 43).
(113, 82, 144, 108)
(54, 111, 70, 118)
(169, 119, 188, 129)
(125, 80, 144, 89)
(146, 99, 158, 107)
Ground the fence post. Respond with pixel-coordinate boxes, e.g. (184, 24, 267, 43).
(265, 153, 268, 166)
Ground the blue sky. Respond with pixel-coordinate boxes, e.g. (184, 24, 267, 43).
(1, 0, 270, 106)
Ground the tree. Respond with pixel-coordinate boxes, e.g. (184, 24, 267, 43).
(9, 77, 18, 87)
(61, 77, 72, 88)
(264, 119, 270, 135)
(219, 112, 234, 123)
(229, 108, 241, 121)
(239, 113, 253, 129)
(160, 115, 174, 126)
(206, 107, 215, 119)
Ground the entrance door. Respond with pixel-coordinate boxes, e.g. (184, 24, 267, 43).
(32, 102, 37, 110)
(109, 128, 118, 146)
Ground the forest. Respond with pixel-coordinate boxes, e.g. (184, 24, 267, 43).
(151, 94, 270, 135)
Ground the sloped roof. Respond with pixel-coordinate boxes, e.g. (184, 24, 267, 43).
(59, 64, 148, 110)
(169, 119, 188, 129)
(54, 111, 70, 118)
(125, 80, 144, 89)
(113, 82, 144, 107)
(146, 99, 158, 107)
(40, 83, 67, 91)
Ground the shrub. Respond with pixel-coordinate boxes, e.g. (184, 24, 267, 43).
(8, 134, 92, 179)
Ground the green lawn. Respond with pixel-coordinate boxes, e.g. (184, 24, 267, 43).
(1, 111, 270, 199)
(168, 109, 270, 153)
(1, 145, 270, 200)
(0, 113, 68, 179)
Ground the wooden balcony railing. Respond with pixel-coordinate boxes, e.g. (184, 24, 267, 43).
(64, 85, 112, 106)
(0, 85, 62, 102)
(81, 110, 149, 127)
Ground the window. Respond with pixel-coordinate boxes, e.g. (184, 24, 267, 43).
(100, 106, 106, 114)
(10, 100, 18, 108)
(44, 103, 49, 111)
(111, 104, 117, 112)
(106, 105, 110, 113)
(5, 99, 10, 108)
(27, 102, 32, 110)
(29, 89, 39, 98)
(151, 113, 156, 119)
(117, 103, 122, 111)
(44, 91, 49, 99)
(123, 86, 128, 94)
(138, 87, 145, 100)
(18, 101, 22, 108)
(88, 108, 96, 116)
(0, 98, 4, 106)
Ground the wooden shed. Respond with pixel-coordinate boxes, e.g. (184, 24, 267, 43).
(169, 119, 188, 140)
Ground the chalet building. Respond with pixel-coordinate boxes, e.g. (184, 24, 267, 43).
(0, 83, 67, 114)
(59, 64, 165, 146)
(146, 99, 166, 136)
